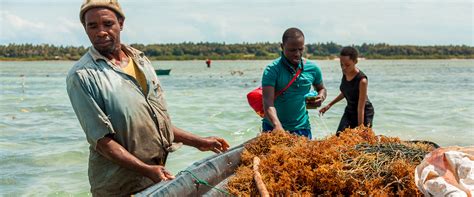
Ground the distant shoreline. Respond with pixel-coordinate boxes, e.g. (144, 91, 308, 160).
(1, 57, 474, 62)
(2, 42, 473, 61)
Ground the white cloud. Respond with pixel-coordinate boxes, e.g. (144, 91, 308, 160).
(0, 11, 44, 41)
(1, 11, 44, 29)
(0, 10, 87, 45)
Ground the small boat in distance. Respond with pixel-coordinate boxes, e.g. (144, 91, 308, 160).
(155, 69, 171, 75)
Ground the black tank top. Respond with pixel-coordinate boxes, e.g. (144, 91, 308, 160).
(340, 71, 373, 113)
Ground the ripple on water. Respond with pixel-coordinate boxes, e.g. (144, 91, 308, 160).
(0, 60, 473, 195)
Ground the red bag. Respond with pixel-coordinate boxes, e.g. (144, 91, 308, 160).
(247, 68, 302, 117)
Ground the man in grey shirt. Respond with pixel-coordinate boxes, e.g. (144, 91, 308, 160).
(67, 0, 229, 195)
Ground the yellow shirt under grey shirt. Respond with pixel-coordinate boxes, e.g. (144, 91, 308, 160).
(66, 45, 173, 196)
(122, 55, 148, 94)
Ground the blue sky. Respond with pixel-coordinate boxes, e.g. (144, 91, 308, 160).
(1, 0, 473, 46)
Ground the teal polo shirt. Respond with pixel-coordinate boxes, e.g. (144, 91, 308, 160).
(261, 55, 323, 131)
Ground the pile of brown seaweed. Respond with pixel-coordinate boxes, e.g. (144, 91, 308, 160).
(226, 126, 435, 196)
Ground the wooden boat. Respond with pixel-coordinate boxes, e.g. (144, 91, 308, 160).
(155, 69, 171, 75)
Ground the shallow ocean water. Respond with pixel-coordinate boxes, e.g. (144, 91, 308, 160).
(0, 59, 473, 195)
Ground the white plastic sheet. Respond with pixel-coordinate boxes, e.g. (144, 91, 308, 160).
(415, 146, 474, 197)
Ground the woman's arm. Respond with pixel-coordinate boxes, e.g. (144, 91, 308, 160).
(319, 92, 344, 115)
(328, 92, 345, 107)
(357, 78, 368, 126)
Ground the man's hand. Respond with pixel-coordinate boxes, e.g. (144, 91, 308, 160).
(95, 137, 175, 184)
(272, 125, 285, 132)
(172, 126, 230, 154)
(196, 136, 230, 153)
(306, 95, 324, 108)
(146, 165, 175, 183)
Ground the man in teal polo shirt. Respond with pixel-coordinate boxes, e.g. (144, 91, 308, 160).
(262, 28, 327, 139)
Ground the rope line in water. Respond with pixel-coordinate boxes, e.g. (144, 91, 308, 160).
(317, 114, 331, 134)
(178, 170, 234, 196)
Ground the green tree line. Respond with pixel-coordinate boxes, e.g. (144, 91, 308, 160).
(1, 42, 473, 61)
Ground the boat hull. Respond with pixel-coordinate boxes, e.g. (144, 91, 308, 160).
(135, 143, 245, 196)
(155, 69, 171, 75)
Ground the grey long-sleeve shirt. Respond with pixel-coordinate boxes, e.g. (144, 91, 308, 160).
(67, 45, 173, 196)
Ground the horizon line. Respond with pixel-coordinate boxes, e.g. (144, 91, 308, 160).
(1, 42, 473, 47)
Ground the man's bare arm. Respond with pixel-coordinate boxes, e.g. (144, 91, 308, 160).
(96, 136, 174, 183)
(262, 86, 284, 131)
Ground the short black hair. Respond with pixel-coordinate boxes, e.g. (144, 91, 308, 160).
(340, 46, 359, 62)
(282, 27, 304, 44)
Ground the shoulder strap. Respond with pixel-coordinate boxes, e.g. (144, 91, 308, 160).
(275, 67, 302, 98)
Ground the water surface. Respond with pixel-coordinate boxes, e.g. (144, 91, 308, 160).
(0, 60, 473, 196)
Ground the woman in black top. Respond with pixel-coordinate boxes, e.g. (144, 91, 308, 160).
(319, 47, 374, 135)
